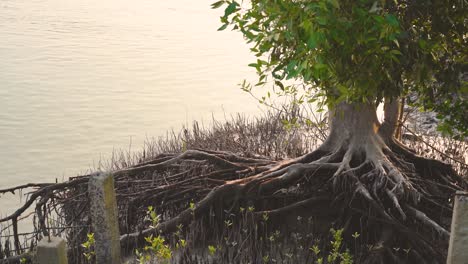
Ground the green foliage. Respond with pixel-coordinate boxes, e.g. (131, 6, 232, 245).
(147, 206, 160, 228)
(143, 235, 172, 261)
(213, 0, 467, 136)
(189, 201, 196, 211)
(174, 224, 187, 250)
(208, 245, 217, 256)
(135, 206, 172, 263)
(176, 238, 187, 249)
(135, 248, 150, 263)
(81, 232, 95, 262)
(310, 228, 354, 264)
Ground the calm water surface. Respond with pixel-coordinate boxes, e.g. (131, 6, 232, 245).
(0, 0, 262, 215)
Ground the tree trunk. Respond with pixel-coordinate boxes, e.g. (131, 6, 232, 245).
(380, 98, 401, 140)
(326, 102, 382, 149)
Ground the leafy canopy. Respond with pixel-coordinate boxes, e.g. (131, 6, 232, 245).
(212, 0, 467, 136)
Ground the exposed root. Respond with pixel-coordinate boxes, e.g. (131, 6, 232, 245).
(252, 195, 331, 220)
(1, 112, 466, 263)
(385, 188, 406, 220)
(120, 160, 339, 248)
(404, 205, 450, 240)
(116, 133, 464, 262)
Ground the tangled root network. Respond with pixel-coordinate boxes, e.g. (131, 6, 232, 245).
(118, 128, 466, 263)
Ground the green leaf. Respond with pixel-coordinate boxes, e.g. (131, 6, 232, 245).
(212, 0, 467, 134)
(418, 39, 427, 49)
(275, 80, 285, 90)
(314, 63, 327, 70)
(286, 60, 297, 72)
(224, 2, 239, 18)
(217, 23, 228, 31)
(317, 17, 328, 26)
(372, 15, 385, 24)
(307, 33, 318, 49)
(327, 0, 340, 9)
(337, 84, 348, 95)
(211, 0, 225, 9)
(385, 14, 399, 27)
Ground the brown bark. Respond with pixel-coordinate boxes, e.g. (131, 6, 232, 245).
(379, 98, 400, 140)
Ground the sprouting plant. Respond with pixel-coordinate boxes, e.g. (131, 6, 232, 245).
(262, 255, 270, 263)
(135, 248, 150, 263)
(144, 234, 172, 261)
(247, 206, 255, 212)
(310, 228, 354, 264)
(340, 250, 353, 264)
(262, 212, 269, 222)
(292, 232, 303, 242)
(268, 230, 281, 242)
(81, 232, 95, 262)
(146, 206, 160, 229)
(327, 228, 342, 262)
(174, 223, 187, 250)
(135, 206, 172, 263)
(224, 219, 233, 227)
(268, 234, 276, 242)
(352, 232, 360, 239)
(310, 245, 321, 255)
(352, 231, 360, 259)
(189, 201, 196, 216)
(176, 239, 187, 249)
(20, 258, 27, 264)
(176, 224, 183, 234)
(208, 245, 217, 256)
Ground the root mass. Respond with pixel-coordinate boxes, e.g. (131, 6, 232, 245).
(1, 101, 466, 264)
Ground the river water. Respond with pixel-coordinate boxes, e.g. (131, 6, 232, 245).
(0, 0, 262, 216)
